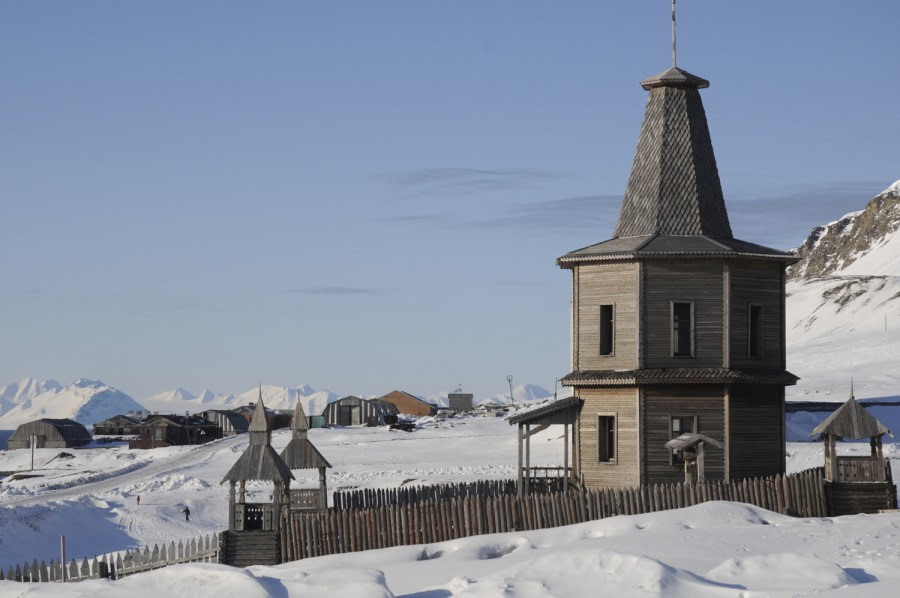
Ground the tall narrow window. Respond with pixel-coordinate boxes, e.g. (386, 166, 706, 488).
(672, 302, 694, 357)
(598, 415, 616, 463)
(599, 304, 614, 356)
(670, 415, 697, 464)
(749, 304, 764, 358)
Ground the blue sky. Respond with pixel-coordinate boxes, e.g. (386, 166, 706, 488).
(2, 1, 898, 401)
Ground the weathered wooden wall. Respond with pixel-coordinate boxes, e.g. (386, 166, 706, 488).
(728, 261, 785, 369)
(642, 259, 724, 368)
(576, 387, 640, 488)
(574, 262, 639, 371)
(642, 386, 726, 484)
(378, 391, 436, 417)
(825, 481, 897, 516)
(728, 385, 785, 479)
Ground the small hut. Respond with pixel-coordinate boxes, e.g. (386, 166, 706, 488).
(6, 419, 92, 449)
(220, 396, 293, 566)
(280, 400, 331, 511)
(811, 395, 897, 515)
(664, 433, 723, 484)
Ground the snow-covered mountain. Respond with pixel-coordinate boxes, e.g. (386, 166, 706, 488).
(786, 180, 900, 401)
(137, 384, 339, 417)
(0, 377, 62, 417)
(479, 383, 558, 406)
(0, 378, 144, 429)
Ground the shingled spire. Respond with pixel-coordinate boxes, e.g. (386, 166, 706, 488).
(613, 66, 733, 239)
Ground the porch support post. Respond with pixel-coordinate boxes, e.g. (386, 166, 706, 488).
(228, 481, 236, 532)
(563, 423, 569, 492)
(517, 424, 524, 497)
(525, 424, 531, 496)
(696, 441, 706, 484)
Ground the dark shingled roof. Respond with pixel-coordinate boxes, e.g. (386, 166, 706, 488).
(561, 368, 799, 387)
(222, 396, 294, 483)
(280, 400, 331, 470)
(558, 234, 796, 266)
(811, 397, 893, 440)
(558, 66, 796, 267)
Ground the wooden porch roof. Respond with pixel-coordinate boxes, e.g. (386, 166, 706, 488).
(507, 396, 582, 426)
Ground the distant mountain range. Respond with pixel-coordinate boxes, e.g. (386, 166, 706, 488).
(786, 180, 900, 402)
(0, 377, 556, 430)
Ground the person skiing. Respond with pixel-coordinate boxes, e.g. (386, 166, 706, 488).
(181, 506, 190, 522)
(136, 495, 140, 506)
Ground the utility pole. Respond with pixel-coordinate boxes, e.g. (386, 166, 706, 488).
(507, 375, 515, 407)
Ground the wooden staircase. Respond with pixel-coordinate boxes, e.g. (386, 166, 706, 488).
(220, 531, 280, 567)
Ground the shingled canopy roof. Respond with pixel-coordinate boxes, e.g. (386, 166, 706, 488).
(222, 396, 294, 484)
(562, 368, 799, 387)
(280, 400, 331, 470)
(558, 66, 796, 266)
(811, 397, 894, 440)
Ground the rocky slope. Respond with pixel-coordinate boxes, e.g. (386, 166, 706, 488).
(785, 180, 900, 401)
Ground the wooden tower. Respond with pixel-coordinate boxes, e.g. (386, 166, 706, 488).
(558, 64, 798, 488)
(220, 395, 294, 566)
(280, 399, 331, 511)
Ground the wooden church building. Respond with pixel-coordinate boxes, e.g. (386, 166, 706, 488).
(558, 59, 799, 488)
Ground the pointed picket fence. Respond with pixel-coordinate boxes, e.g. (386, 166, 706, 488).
(1, 533, 220, 583)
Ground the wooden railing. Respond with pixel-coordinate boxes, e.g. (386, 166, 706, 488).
(0, 533, 219, 583)
(835, 456, 891, 483)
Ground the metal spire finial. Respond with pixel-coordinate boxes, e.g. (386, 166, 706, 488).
(672, 0, 677, 67)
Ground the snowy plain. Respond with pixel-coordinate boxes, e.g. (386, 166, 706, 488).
(2, 415, 900, 597)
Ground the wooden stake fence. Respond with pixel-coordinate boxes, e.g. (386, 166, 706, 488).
(296, 468, 826, 559)
(1, 533, 219, 583)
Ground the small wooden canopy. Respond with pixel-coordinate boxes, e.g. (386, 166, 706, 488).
(665, 433, 724, 451)
(507, 396, 582, 426)
(280, 400, 331, 470)
(222, 397, 294, 483)
(811, 397, 893, 440)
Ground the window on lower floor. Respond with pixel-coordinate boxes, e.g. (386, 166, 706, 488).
(670, 415, 697, 464)
(598, 414, 616, 463)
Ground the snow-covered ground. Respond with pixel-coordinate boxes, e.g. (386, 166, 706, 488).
(2, 415, 900, 596)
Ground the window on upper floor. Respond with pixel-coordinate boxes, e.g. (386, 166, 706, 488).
(672, 302, 694, 357)
(749, 304, 764, 358)
(599, 304, 614, 356)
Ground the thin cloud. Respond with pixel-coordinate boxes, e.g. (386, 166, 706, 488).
(727, 180, 888, 249)
(374, 167, 564, 196)
(378, 194, 622, 235)
(282, 286, 381, 297)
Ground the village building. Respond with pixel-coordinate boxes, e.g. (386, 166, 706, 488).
(321, 396, 394, 426)
(556, 57, 798, 489)
(92, 414, 142, 436)
(202, 409, 250, 436)
(6, 419, 92, 450)
(128, 413, 221, 450)
(377, 390, 437, 417)
(448, 391, 474, 412)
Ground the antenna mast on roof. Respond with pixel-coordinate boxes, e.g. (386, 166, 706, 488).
(672, 0, 677, 67)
